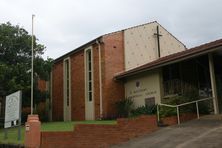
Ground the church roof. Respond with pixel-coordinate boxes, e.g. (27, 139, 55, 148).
(54, 21, 186, 63)
(114, 38, 222, 80)
(53, 36, 102, 63)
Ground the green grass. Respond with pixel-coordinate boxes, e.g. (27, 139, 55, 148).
(0, 120, 116, 145)
(0, 127, 25, 145)
(41, 120, 116, 131)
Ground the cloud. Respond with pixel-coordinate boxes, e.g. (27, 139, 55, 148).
(0, 0, 222, 59)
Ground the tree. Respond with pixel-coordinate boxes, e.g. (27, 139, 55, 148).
(0, 22, 52, 110)
(34, 57, 53, 81)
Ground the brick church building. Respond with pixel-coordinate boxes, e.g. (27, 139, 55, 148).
(52, 21, 222, 121)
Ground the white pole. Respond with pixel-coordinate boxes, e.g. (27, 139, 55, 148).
(208, 53, 219, 114)
(196, 101, 200, 119)
(31, 14, 35, 115)
(177, 106, 180, 125)
(157, 105, 160, 122)
(97, 40, 103, 119)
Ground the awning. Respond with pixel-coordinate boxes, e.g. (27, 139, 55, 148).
(114, 39, 222, 80)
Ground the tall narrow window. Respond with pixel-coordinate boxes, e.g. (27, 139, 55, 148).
(86, 49, 93, 102)
(64, 58, 70, 106)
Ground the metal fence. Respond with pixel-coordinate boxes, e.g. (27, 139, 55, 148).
(157, 97, 213, 124)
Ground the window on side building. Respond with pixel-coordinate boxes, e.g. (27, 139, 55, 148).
(162, 63, 181, 96)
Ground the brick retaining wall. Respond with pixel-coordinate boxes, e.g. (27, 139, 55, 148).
(161, 113, 197, 126)
(41, 115, 158, 148)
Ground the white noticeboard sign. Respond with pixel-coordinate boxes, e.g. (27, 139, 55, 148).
(4, 90, 22, 128)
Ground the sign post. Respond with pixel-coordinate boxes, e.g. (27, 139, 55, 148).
(4, 90, 22, 141)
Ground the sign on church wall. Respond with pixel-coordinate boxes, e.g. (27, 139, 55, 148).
(4, 90, 22, 128)
(125, 70, 161, 107)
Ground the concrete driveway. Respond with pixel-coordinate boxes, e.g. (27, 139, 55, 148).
(112, 115, 222, 148)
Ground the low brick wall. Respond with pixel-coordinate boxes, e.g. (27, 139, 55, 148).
(0, 144, 24, 148)
(162, 113, 197, 126)
(41, 115, 158, 148)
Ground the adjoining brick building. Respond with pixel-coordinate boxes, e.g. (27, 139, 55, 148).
(51, 21, 222, 121)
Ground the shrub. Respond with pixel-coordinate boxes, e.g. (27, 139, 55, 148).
(33, 101, 49, 122)
(115, 98, 134, 118)
(160, 90, 211, 117)
(159, 105, 177, 118)
(22, 107, 31, 123)
(198, 101, 211, 114)
(131, 105, 156, 117)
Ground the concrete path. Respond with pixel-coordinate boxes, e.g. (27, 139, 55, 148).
(112, 115, 222, 148)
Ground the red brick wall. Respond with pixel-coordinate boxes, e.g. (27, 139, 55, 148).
(92, 44, 101, 119)
(52, 31, 125, 121)
(70, 51, 86, 120)
(52, 47, 100, 121)
(41, 115, 158, 148)
(102, 32, 125, 118)
(161, 113, 197, 126)
(52, 61, 63, 121)
(38, 79, 47, 92)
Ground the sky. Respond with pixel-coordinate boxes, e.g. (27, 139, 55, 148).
(0, 0, 222, 59)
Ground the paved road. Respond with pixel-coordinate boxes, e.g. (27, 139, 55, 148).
(112, 115, 222, 148)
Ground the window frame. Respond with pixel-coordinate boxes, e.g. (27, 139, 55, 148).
(63, 57, 71, 106)
(85, 48, 94, 102)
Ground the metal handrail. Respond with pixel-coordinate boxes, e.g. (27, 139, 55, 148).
(157, 97, 213, 125)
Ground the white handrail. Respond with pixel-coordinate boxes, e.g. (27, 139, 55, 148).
(157, 97, 213, 125)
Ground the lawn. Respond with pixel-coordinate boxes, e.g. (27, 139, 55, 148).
(0, 120, 116, 145)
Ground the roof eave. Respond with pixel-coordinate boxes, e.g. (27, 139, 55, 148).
(53, 36, 103, 64)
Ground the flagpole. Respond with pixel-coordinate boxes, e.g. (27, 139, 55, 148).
(31, 14, 35, 115)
